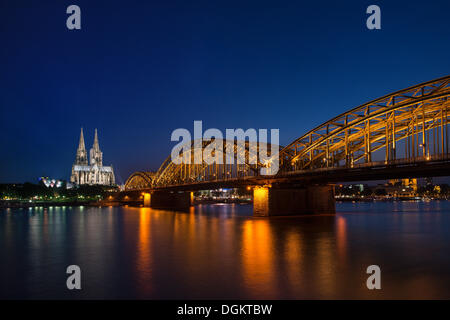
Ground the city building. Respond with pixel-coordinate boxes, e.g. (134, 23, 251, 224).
(388, 178, 418, 191)
(70, 128, 115, 186)
(38, 177, 64, 188)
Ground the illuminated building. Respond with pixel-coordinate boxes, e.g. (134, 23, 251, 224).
(389, 178, 418, 192)
(402, 178, 417, 192)
(39, 177, 63, 188)
(70, 128, 115, 185)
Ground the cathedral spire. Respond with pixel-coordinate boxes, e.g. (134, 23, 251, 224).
(75, 128, 88, 165)
(78, 127, 86, 151)
(93, 128, 100, 150)
(90, 128, 103, 166)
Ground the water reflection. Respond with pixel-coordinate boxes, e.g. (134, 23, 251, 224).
(137, 208, 153, 294)
(336, 216, 347, 264)
(284, 230, 303, 295)
(0, 201, 450, 299)
(241, 219, 276, 298)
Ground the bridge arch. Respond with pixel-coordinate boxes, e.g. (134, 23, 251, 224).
(124, 171, 155, 190)
(279, 75, 450, 172)
(129, 76, 449, 190)
(152, 139, 279, 188)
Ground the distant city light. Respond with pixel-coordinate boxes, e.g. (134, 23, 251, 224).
(39, 177, 64, 188)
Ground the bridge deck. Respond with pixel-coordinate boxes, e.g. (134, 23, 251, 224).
(129, 155, 450, 192)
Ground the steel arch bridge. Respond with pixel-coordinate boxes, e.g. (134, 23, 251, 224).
(279, 75, 450, 172)
(125, 75, 450, 191)
(124, 171, 155, 190)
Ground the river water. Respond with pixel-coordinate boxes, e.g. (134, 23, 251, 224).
(1, 201, 449, 299)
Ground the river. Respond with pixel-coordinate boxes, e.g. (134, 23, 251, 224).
(1, 201, 449, 299)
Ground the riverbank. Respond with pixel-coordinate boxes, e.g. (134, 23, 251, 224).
(336, 196, 449, 202)
(0, 200, 97, 208)
(2, 197, 449, 209)
(0, 198, 253, 209)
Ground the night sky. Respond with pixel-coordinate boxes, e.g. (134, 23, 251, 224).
(1, 0, 449, 184)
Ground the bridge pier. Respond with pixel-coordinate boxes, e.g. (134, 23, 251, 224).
(253, 185, 335, 216)
(143, 193, 151, 207)
(146, 191, 193, 211)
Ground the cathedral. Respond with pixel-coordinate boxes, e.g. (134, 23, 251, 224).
(70, 128, 115, 186)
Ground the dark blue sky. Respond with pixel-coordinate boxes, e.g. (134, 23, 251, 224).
(1, 0, 449, 184)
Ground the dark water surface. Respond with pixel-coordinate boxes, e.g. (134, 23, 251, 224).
(1, 202, 450, 299)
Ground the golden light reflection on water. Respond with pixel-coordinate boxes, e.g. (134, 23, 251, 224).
(284, 231, 303, 292)
(136, 208, 153, 294)
(70, 204, 450, 298)
(1, 202, 450, 299)
(241, 219, 277, 297)
(336, 215, 347, 264)
(315, 236, 337, 297)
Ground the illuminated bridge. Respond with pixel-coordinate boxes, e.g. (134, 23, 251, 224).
(122, 76, 450, 216)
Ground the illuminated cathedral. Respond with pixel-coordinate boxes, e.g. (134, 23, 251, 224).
(70, 128, 115, 186)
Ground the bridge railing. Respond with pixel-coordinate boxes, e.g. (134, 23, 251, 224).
(281, 153, 450, 176)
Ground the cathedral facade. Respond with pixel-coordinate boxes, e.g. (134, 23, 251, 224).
(70, 128, 115, 186)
